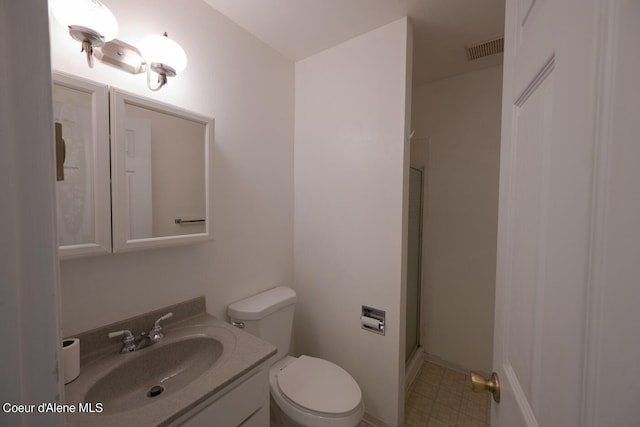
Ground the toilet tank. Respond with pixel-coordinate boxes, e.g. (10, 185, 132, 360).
(227, 286, 296, 360)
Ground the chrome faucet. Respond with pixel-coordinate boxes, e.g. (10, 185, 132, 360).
(108, 312, 173, 353)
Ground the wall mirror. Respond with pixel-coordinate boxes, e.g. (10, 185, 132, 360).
(52, 72, 111, 259)
(110, 88, 214, 252)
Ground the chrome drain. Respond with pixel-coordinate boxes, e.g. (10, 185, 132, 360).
(147, 385, 165, 398)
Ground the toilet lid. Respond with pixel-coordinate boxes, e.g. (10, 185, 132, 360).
(277, 355, 361, 415)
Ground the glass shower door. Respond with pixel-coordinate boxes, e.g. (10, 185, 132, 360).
(406, 167, 423, 362)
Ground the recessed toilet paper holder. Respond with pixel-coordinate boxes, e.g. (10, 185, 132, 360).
(361, 305, 385, 336)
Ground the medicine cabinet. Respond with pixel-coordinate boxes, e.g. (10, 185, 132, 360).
(52, 72, 214, 259)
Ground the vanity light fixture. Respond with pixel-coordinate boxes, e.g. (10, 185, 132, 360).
(49, 0, 187, 91)
(49, 0, 119, 68)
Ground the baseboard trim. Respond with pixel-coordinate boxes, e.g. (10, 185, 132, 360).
(362, 412, 393, 427)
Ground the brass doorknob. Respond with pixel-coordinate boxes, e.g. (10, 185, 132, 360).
(470, 371, 500, 403)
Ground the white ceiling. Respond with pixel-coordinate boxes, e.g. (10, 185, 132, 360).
(202, 0, 505, 87)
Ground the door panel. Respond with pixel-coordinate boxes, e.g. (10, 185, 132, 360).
(498, 44, 556, 427)
(506, 69, 553, 419)
(494, 0, 601, 425)
(581, 3, 640, 426)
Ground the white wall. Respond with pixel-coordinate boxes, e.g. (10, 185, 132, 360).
(50, 0, 294, 336)
(294, 18, 412, 427)
(411, 65, 502, 373)
(0, 1, 63, 424)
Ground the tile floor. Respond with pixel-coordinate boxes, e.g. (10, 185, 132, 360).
(358, 361, 491, 427)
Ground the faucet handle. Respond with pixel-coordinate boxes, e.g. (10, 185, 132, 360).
(108, 330, 135, 353)
(154, 312, 173, 328)
(108, 329, 134, 340)
(150, 312, 173, 340)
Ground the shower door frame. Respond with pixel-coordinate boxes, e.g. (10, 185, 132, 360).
(406, 166, 424, 363)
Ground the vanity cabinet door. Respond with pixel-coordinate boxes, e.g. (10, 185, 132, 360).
(52, 72, 111, 259)
(179, 368, 269, 427)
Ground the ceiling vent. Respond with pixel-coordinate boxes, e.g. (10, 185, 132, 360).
(465, 36, 504, 61)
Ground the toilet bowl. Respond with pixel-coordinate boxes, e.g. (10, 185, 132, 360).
(227, 286, 364, 427)
(269, 356, 364, 427)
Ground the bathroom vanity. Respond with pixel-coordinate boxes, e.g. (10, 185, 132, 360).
(64, 297, 275, 426)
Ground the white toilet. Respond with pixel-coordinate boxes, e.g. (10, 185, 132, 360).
(228, 286, 365, 427)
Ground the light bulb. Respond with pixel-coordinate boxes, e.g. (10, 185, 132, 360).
(50, 0, 118, 41)
(140, 33, 187, 74)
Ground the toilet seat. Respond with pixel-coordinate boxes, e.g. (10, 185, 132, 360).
(277, 355, 362, 415)
(269, 356, 364, 427)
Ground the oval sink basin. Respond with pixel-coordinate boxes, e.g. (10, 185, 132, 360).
(85, 336, 223, 413)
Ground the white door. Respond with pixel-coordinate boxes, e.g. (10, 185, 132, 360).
(490, 0, 640, 426)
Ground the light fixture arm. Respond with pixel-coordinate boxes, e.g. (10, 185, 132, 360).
(145, 63, 168, 91)
(81, 40, 94, 68)
(68, 25, 106, 69)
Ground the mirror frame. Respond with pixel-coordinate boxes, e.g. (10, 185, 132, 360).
(52, 72, 112, 259)
(110, 88, 214, 252)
